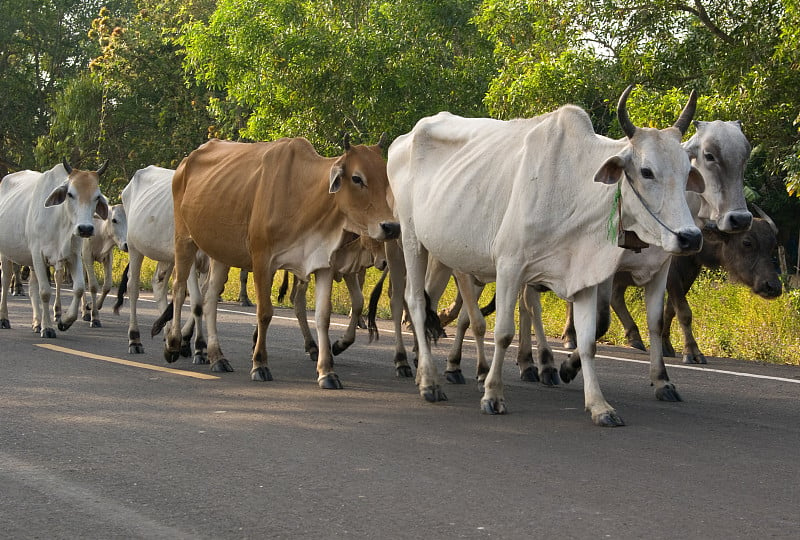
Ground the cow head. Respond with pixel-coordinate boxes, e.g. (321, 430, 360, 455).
(106, 204, 128, 252)
(594, 85, 704, 255)
(684, 120, 752, 233)
(45, 159, 110, 238)
(705, 218, 782, 299)
(329, 134, 401, 242)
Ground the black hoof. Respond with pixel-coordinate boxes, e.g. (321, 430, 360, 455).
(163, 349, 180, 363)
(559, 361, 578, 384)
(129, 343, 144, 354)
(57, 321, 72, 331)
(250, 366, 272, 381)
(212, 359, 235, 372)
(319, 373, 343, 389)
(420, 385, 447, 402)
(445, 369, 466, 384)
(0, 319, 10, 329)
(240, 298, 254, 307)
(332, 340, 351, 356)
(305, 342, 319, 362)
(396, 365, 413, 378)
(480, 397, 507, 414)
(656, 384, 683, 402)
(32, 324, 41, 334)
(562, 338, 577, 350)
(192, 352, 209, 365)
(629, 339, 646, 352)
(83, 313, 92, 322)
(682, 354, 707, 364)
(663, 340, 676, 357)
(180, 342, 192, 358)
(593, 411, 625, 427)
(519, 366, 540, 383)
(41, 327, 57, 339)
(539, 366, 560, 386)
(90, 320, 102, 328)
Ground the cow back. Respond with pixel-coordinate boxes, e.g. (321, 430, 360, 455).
(122, 166, 176, 262)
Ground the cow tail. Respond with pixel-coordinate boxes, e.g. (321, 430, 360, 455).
(151, 300, 174, 337)
(113, 263, 130, 315)
(277, 270, 290, 303)
(423, 291, 444, 344)
(367, 267, 389, 343)
(480, 293, 496, 317)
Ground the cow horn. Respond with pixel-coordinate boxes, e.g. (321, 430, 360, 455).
(97, 159, 109, 175)
(750, 202, 779, 235)
(617, 85, 636, 139)
(62, 158, 73, 175)
(378, 132, 389, 149)
(673, 89, 698, 136)
(343, 133, 351, 151)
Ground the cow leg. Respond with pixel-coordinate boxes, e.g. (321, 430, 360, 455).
(82, 251, 102, 327)
(52, 267, 64, 326)
(643, 263, 682, 401)
(187, 264, 208, 364)
(290, 278, 318, 361)
(312, 268, 342, 389)
(521, 285, 557, 385)
(12, 263, 25, 296)
(332, 272, 363, 356)
(516, 296, 538, 382)
(30, 256, 56, 338)
(573, 286, 623, 426)
(438, 291, 462, 327)
(447, 274, 487, 385)
(661, 294, 677, 358)
(125, 250, 146, 353)
(166, 236, 197, 362)
(671, 288, 705, 365)
(480, 273, 520, 414)
(386, 240, 412, 377)
(610, 280, 646, 351)
(199, 260, 228, 370)
(250, 259, 275, 382)
(238, 268, 253, 307)
(561, 301, 577, 349)
(0, 256, 12, 328)
(97, 255, 114, 312)
(444, 306, 470, 384)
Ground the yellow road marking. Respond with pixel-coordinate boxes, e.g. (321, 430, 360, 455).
(36, 344, 220, 380)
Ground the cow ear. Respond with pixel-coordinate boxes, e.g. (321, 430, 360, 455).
(594, 155, 625, 185)
(95, 195, 110, 220)
(686, 166, 705, 193)
(329, 165, 344, 193)
(44, 183, 69, 207)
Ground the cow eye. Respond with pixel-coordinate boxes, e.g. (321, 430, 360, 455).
(352, 175, 365, 186)
(112, 218, 118, 224)
(704, 152, 716, 162)
(640, 168, 655, 180)
(67, 192, 75, 199)
(743, 239, 752, 248)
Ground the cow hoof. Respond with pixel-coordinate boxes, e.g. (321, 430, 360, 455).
(682, 353, 707, 364)
(559, 361, 579, 384)
(592, 411, 625, 427)
(305, 343, 319, 362)
(180, 342, 192, 358)
(90, 320, 102, 328)
(332, 340, 351, 356)
(32, 324, 41, 334)
(519, 366, 540, 383)
(250, 366, 272, 381)
(480, 397, 507, 415)
(163, 350, 180, 363)
(211, 359, 234, 373)
(319, 373, 343, 389)
(562, 338, 577, 350)
(41, 327, 57, 339)
(539, 366, 560, 387)
(82, 313, 91, 322)
(240, 298, 254, 307)
(192, 352, 209, 365)
(663, 341, 676, 357)
(656, 384, 683, 402)
(629, 339, 646, 352)
(445, 369, 466, 384)
(420, 385, 447, 403)
(395, 364, 413, 378)
(129, 343, 144, 354)
(57, 320, 73, 331)
(0, 319, 10, 329)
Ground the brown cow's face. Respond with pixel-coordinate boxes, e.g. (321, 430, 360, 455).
(45, 168, 109, 238)
(712, 219, 782, 299)
(329, 143, 400, 242)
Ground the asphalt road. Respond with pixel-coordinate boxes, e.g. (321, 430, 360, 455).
(1, 290, 799, 539)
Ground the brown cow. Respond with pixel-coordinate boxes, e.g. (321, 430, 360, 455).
(165, 136, 400, 388)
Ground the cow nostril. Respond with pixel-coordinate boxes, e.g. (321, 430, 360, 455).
(677, 229, 702, 251)
(381, 222, 401, 240)
(727, 211, 753, 232)
(77, 225, 94, 237)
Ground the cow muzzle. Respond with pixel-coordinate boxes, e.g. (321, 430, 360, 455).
(674, 227, 703, 253)
(380, 222, 401, 240)
(717, 210, 753, 233)
(76, 224, 95, 238)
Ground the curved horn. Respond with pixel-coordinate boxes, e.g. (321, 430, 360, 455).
(750, 202, 779, 235)
(96, 159, 109, 176)
(377, 132, 389, 149)
(342, 133, 351, 151)
(673, 89, 698, 136)
(62, 158, 73, 175)
(617, 85, 636, 139)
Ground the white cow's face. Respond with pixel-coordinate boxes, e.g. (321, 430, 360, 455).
(45, 169, 109, 238)
(107, 204, 128, 251)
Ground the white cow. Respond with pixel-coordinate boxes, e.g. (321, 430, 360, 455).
(74, 203, 128, 327)
(118, 166, 207, 360)
(388, 86, 704, 426)
(0, 160, 109, 337)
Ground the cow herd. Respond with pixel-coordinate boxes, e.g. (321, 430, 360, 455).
(0, 86, 783, 427)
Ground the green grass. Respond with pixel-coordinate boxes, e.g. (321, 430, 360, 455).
(103, 252, 800, 365)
